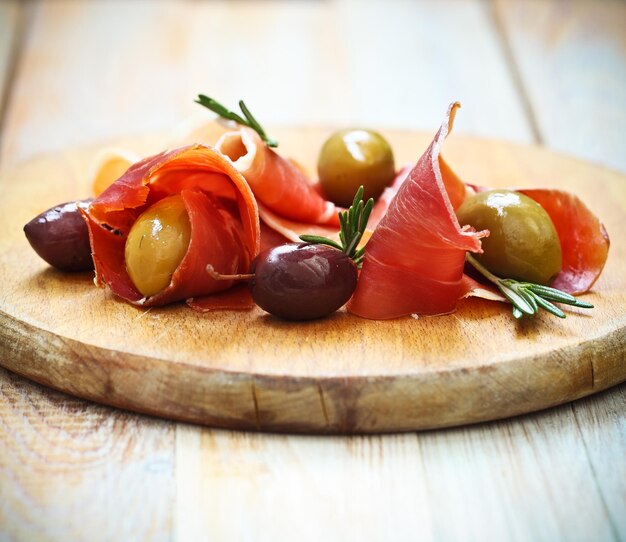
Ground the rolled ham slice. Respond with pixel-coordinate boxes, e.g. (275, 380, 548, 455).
(83, 144, 260, 307)
(217, 128, 340, 227)
(348, 103, 488, 319)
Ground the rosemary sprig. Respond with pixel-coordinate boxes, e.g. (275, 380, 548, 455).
(195, 94, 278, 148)
(299, 186, 374, 268)
(466, 254, 593, 319)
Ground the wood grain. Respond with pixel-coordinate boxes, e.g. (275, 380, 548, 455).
(2, 372, 623, 541)
(0, 367, 175, 542)
(0, 0, 534, 168)
(174, 385, 625, 542)
(571, 388, 626, 538)
(0, 8, 176, 539)
(494, 0, 626, 172)
(1, 128, 624, 433)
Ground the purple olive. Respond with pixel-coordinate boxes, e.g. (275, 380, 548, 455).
(24, 199, 94, 272)
(249, 243, 358, 321)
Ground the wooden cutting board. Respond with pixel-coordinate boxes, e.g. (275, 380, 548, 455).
(1, 127, 624, 433)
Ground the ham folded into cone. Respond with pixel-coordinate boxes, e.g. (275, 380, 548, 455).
(351, 103, 609, 319)
(83, 144, 260, 307)
(348, 103, 488, 319)
(217, 128, 341, 228)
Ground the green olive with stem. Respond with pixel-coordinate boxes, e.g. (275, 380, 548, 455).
(456, 189, 562, 285)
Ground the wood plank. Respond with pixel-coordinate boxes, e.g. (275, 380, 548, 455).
(0, 0, 20, 95)
(571, 386, 626, 537)
(495, 2, 626, 532)
(416, 388, 624, 542)
(494, 0, 626, 172)
(175, 426, 435, 542)
(174, 386, 625, 542)
(0, 0, 21, 146)
(0, 368, 176, 542)
(0, 0, 533, 168)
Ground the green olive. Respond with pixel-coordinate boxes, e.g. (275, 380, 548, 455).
(317, 129, 395, 207)
(456, 189, 562, 285)
(125, 195, 191, 297)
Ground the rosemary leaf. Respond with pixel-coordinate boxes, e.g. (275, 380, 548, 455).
(519, 286, 539, 313)
(527, 284, 577, 304)
(354, 247, 366, 259)
(466, 254, 593, 320)
(195, 94, 278, 147)
(299, 186, 373, 268)
(299, 235, 343, 251)
(345, 231, 363, 257)
(499, 282, 536, 315)
(238, 100, 278, 147)
(530, 292, 566, 318)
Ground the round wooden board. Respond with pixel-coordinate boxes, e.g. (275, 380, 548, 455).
(1, 127, 625, 434)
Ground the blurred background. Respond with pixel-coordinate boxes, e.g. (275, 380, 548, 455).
(0, 0, 624, 170)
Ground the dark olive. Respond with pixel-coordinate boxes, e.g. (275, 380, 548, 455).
(317, 129, 395, 207)
(456, 189, 562, 285)
(24, 199, 94, 272)
(249, 243, 358, 321)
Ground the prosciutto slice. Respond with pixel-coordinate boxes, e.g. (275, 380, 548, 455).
(348, 103, 487, 319)
(352, 104, 609, 318)
(257, 203, 339, 244)
(217, 128, 340, 226)
(517, 189, 609, 294)
(187, 284, 255, 312)
(83, 144, 260, 307)
(453, 183, 609, 296)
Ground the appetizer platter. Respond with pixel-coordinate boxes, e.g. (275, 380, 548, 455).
(1, 99, 624, 433)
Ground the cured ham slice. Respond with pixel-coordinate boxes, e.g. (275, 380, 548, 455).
(367, 156, 469, 231)
(457, 184, 609, 295)
(259, 221, 291, 251)
(518, 189, 609, 294)
(258, 203, 339, 244)
(217, 128, 340, 227)
(187, 284, 255, 312)
(365, 179, 609, 304)
(348, 103, 487, 319)
(83, 144, 260, 307)
(367, 165, 411, 229)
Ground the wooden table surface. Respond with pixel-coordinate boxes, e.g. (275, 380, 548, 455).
(0, 1, 624, 541)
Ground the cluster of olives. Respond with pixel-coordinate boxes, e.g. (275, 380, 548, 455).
(24, 129, 564, 321)
(248, 128, 395, 320)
